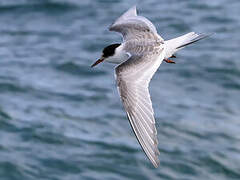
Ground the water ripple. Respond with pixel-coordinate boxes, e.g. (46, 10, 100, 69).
(0, 0, 239, 179)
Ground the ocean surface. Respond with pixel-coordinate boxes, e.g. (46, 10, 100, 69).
(0, 0, 239, 179)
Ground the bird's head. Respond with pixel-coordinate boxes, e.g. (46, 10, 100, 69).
(91, 43, 121, 67)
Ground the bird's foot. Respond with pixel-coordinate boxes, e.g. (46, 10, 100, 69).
(164, 59, 176, 64)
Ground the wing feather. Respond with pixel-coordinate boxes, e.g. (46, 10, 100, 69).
(109, 6, 163, 41)
(110, 5, 166, 168)
(115, 48, 165, 167)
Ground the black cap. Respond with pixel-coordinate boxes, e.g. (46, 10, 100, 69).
(102, 43, 121, 58)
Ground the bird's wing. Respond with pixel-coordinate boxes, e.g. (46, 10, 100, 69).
(115, 44, 165, 168)
(109, 6, 163, 42)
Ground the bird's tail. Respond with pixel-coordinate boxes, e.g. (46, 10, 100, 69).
(164, 32, 213, 59)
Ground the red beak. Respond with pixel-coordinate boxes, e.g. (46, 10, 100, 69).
(91, 58, 104, 68)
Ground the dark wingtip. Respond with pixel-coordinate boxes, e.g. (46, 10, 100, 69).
(176, 32, 215, 49)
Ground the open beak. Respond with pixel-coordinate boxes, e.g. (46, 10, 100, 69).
(91, 58, 104, 68)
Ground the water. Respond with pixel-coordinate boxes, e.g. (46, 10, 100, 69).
(0, 0, 239, 179)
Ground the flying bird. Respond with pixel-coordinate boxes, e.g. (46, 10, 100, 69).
(91, 6, 211, 168)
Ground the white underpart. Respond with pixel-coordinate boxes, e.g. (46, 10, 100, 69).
(104, 44, 130, 64)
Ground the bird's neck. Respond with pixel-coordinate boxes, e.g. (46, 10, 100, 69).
(105, 44, 130, 64)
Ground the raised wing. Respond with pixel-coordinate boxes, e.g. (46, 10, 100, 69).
(115, 45, 165, 167)
(109, 6, 163, 42)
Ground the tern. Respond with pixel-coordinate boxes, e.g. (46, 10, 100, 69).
(91, 6, 211, 168)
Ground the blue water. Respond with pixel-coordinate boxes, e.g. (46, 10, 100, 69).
(0, 0, 240, 179)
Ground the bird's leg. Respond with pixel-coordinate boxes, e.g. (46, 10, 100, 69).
(164, 59, 176, 64)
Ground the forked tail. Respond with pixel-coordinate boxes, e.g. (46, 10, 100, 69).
(164, 32, 213, 59)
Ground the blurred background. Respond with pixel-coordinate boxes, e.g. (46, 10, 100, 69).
(0, 0, 239, 179)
